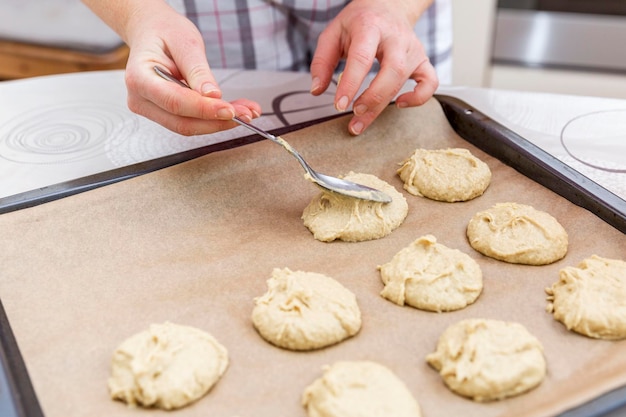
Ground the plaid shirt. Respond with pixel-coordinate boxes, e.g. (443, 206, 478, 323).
(168, 0, 452, 83)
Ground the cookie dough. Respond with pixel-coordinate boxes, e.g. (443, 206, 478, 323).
(108, 322, 228, 410)
(302, 172, 408, 242)
(466, 202, 568, 265)
(302, 361, 422, 417)
(379, 235, 483, 312)
(252, 268, 361, 350)
(397, 148, 491, 202)
(546, 255, 626, 340)
(426, 319, 546, 402)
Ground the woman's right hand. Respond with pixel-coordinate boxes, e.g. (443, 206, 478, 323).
(83, 0, 261, 136)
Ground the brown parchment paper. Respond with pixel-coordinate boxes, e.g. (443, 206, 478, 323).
(1, 98, 625, 417)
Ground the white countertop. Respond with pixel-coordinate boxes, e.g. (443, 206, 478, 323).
(0, 69, 625, 202)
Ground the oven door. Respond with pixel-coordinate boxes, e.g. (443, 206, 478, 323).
(493, 0, 626, 74)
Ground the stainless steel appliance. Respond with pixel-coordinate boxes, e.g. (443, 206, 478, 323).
(493, 0, 626, 74)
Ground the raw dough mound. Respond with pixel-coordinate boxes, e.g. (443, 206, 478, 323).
(302, 361, 422, 417)
(252, 268, 361, 350)
(426, 319, 546, 402)
(302, 172, 408, 242)
(397, 148, 491, 202)
(379, 235, 482, 312)
(546, 255, 626, 340)
(108, 322, 228, 410)
(466, 202, 568, 265)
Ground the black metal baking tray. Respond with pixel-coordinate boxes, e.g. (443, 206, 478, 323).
(0, 95, 625, 417)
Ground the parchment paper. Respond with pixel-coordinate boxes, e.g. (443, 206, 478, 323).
(1, 99, 625, 417)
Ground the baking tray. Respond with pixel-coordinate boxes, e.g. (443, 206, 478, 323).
(0, 95, 625, 417)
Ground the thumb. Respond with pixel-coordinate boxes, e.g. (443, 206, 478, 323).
(185, 63, 222, 99)
(171, 37, 222, 99)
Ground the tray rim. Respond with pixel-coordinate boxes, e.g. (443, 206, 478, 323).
(0, 299, 44, 417)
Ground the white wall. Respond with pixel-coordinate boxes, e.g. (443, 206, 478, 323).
(451, 0, 497, 87)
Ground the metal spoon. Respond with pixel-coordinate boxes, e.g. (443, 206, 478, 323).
(153, 66, 392, 203)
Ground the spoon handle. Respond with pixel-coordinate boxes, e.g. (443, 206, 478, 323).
(154, 66, 316, 176)
(153, 65, 190, 89)
(231, 117, 317, 178)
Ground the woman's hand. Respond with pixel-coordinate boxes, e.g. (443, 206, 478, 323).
(83, 0, 261, 136)
(310, 0, 439, 135)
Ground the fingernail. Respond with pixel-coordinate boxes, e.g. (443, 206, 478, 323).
(217, 107, 235, 120)
(251, 109, 261, 118)
(310, 77, 321, 93)
(350, 121, 364, 135)
(354, 104, 368, 116)
(201, 83, 220, 98)
(396, 101, 408, 109)
(336, 96, 349, 112)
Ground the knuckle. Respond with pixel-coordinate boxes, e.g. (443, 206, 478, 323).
(186, 64, 209, 84)
(386, 65, 407, 86)
(349, 37, 377, 62)
(374, 91, 388, 105)
(366, 89, 387, 106)
(161, 92, 183, 115)
(352, 9, 378, 26)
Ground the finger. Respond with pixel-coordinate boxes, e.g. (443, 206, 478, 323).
(395, 58, 439, 108)
(346, 37, 421, 135)
(131, 90, 262, 134)
(346, 103, 379, 136)
(130, 70, 237, 121)
(168, 31, 223, 99)
(309, 24, 343, 96)
(350, 40, 413, 121)
(334, 26, 380, 112)
(345, 82, 395, 136)
(231, 99, 263, 122)
(129, 95, 239, 136)
(347, 58, 438, 136)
